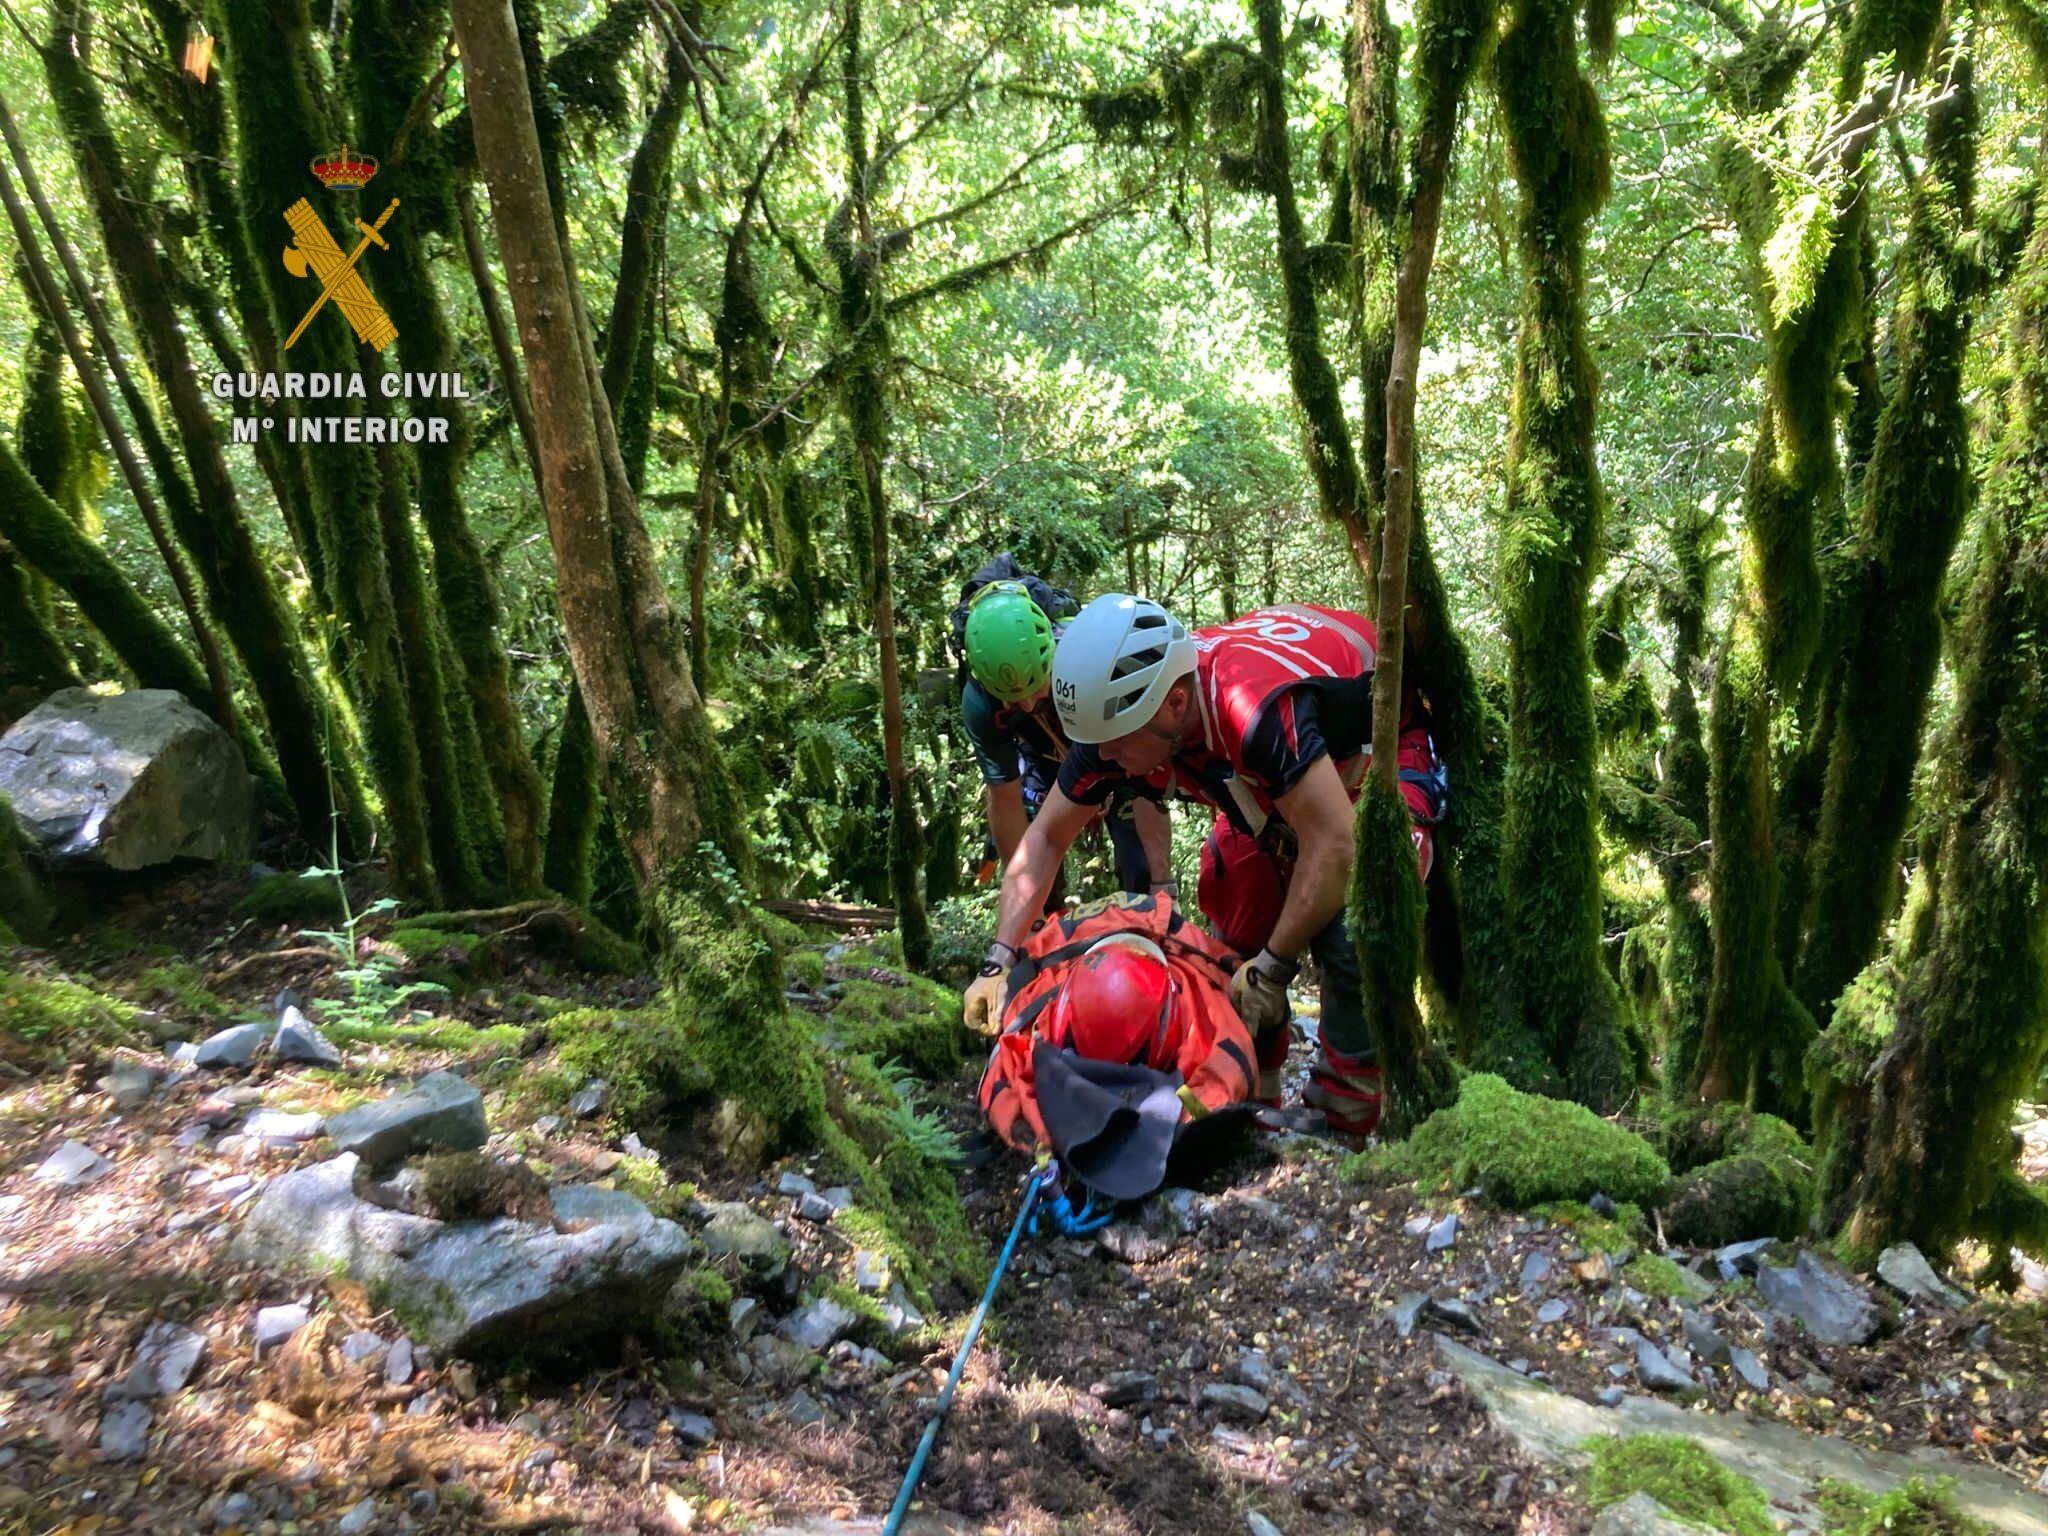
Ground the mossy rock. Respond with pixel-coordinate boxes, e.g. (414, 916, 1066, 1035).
(1623, 1252, 1715, 1302)
(1354, 1073, 1671, 1209)
(826, 973, 964, 1079)
(1584, 1435, 1774, 1536)
(123, 962, 218, 1016)
(1655, 1102, 1814, 1246)
(388, 926, 486, 965)
(413, 1151, 553, 1224)
(661, 1266, 735, 1341)
(1816, 1477, 1993, 1535)
(785, 949, 828, 990)
(236, 872, 347, 925)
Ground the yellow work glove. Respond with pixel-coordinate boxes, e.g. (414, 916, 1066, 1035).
(1228, 947, 1299, 1037)
(963, 941, 1020, 1037)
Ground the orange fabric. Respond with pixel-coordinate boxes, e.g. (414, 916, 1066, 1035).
(977, 893, 1257, 1155)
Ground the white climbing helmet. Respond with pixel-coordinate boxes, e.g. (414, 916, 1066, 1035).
(1051, 594, 1197, 744)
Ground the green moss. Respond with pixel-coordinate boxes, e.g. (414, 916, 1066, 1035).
(682, 1266, 733, 1313)
(828, 974, 964, 1078)
(757, 911, 807, 949)
(1584, 1435, 1774, 1536)
(236, 872, 347, 925)
(547, 1007, 713, 1126)
(1657, 1102, 1815, 1245)
(0, 971, 136, 1059)
(1350, 1073, 1669, 1208)
(1535, 1199, 1648, 1253)
(1816, 1477, 1992, 1535)
(1623, 1253, 1712, 1301)
(387, 926, 484, 963)
(324, 1016, 525, 1055)
(123, 963, 218, 1015)
(413, 1151, 553, 1223)
(786, 949, 828, 989)
(605, 1152, 692, 1220)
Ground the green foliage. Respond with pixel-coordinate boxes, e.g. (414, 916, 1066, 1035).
(1351, 1072, 1670, 1207)
(1658, 1101, 1815, 1245)
(1583, 1435, 1775, 1536)
(1816, 1478, 1993, 1535)
(122, 963, 218, 1016)
(1620, 1253, 1709, 1300)
(386, 927, 485, 964)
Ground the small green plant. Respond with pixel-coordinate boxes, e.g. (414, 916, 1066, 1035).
(1816, 1477, 1993, 1535)
(869, 1057, 963, 1164)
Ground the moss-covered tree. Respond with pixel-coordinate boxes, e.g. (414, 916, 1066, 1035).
(1824, 24, 2048, 1267)
(212, 0, 440, 898)
(354, 0, 545, 896)
(1491, 0, 1633, 1108)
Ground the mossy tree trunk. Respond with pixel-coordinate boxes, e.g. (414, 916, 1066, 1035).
(1842, 81, 2048, 1262)
(449, 0, 754, 907)
(1695, 0, 1941, 1107)
(0, 540, 79, 714)
(544, 683, 600, 908)
(0, 790, 47, 942)
(833, 0, 930, 969)
(354, 0, 543, 897)
(212, 0, 439, 899)
(0, 437, 216, 710)
(1792, 30, 1986, 1029)
(1492, 0, 1631, 1109)
(1654, 501, 1714, 1091)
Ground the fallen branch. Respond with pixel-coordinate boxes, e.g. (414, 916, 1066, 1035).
(207, 946, 336, 985)
(764, 898, 895, 930)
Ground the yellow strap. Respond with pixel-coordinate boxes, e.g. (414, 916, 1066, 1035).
(1177, 1085, 1211, 1120)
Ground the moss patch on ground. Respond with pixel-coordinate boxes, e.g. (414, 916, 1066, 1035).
(120, 961, 218, 1015)
(387, 926, 485, 964)
(1534, 1200, 1648, 1254)
(0, 970, 136, 1066)
(545, 1007, 713, 1127)
(1658, 1102, 1815, 1245)
(1623, 1253, 1712, 1301)
(236, 871, 347, 925)
(1816, 1478, 1993, 1535)
(827, 972, 965, 1078)
(1583, 1434, 1775, 1536)
(413, 1151, 554, 1223)
(1352, 1073, 1671, 1208)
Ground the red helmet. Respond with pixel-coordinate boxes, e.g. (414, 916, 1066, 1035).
(1052, 935, 1175, 1068)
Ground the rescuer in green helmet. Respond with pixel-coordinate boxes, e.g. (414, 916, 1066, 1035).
(948, 555, 1168, 910)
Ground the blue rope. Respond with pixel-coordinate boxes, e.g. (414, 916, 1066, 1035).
(881, 1168, 1045, 1536)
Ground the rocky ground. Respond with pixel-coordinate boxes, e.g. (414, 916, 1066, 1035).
(2, 866, 2046, 1535)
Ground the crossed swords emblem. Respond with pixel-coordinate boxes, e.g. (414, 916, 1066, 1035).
(281, 196, 401, 350)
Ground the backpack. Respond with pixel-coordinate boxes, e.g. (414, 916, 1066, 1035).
(947, 552, 1077, 678)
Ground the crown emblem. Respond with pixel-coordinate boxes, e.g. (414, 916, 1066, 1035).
(310, 145, 378, 191)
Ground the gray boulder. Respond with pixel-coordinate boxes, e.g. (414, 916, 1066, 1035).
(99, 1063, 158, 1113)
(192, 1023, 269, 1070)
(778, 1297, 857, 1352)
(1756, 1250, 1880, 1345)
(272, 1007, 342, 1068)
(324, 1070, 486, 1171)
(1876, 1243, 1970, 1309)
(230, 1154, 697, 1355)
(0, 688, 253, 868)
(98, 1399, 151, 1461)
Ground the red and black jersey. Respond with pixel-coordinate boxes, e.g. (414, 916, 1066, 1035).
(1058, 604, 1443, 839)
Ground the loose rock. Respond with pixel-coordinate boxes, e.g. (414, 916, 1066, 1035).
(1426, 1212, 1459, 1252)
(98, 1399, 151, 1460)
(700, 1203, 792, 1274)
(271, 1007, 341, 1067)
(324, 1071, 487, 1171)
(1876, 1242, 1970, 1309)
(112, 1321, 206, 1399)
(1729, 1347, 1769, 1393)
(192, 1022, 269, 1069)
(569, 1079, 610, 1119)
(254, 1303, 310, 1350)
(35, 1140, 112, 1187)
(1756, 1250, 1880, 1345)
(1681, 1310, 1732, 1366)
(1095, 1371, 1158, 1408)
(1199, 1382, 1270, 1422)
(99, 1063, 158, 1113)
(1634, 1339, 1699, 1397)
(777, 1297, 857, 1352)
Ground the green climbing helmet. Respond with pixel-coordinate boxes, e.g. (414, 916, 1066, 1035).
(964, 580, 1057, 704)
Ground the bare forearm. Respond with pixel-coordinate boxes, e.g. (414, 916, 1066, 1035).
(994, 836, 1056, 949)
(1267, 837, 1350, 960)
(987, 782, 1028, 865)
